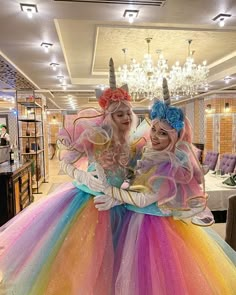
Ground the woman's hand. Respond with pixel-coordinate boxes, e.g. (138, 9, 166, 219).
(60, 160, 105, 192)
(94, 195, 123, 211)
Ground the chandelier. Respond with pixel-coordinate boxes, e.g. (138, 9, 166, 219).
(117, 38, 209, 100)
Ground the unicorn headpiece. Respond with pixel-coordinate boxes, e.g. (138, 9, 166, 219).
(150, 78, 184, 132)
(95, 58, 131, 110)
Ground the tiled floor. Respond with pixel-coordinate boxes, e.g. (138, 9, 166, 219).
(211, 223, 226, 240)
(36, 158, 226, 239)
(33, 158, 71, 202)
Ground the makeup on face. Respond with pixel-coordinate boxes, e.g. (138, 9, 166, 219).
(150, 121, 171, 151)
(112, 104, 132, 131)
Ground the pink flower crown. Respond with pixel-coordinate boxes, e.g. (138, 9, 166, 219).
(98, 88, 131, 110)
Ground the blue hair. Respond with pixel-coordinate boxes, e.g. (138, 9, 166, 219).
(150, 100, 184, 132)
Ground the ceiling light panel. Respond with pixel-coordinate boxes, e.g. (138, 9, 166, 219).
(41, 42, 53, 53)
(123, 10, 139, 24)
(50, 63, 59, 71)
(212, 13, 232, 21)
(212, 13, 231, 27)
(20, 3, 38, 18)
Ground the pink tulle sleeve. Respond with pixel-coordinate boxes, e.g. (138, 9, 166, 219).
(57, 109, 107, 170)
(146, 142, 208, 219)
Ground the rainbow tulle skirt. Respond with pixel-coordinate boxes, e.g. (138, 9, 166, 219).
(0, 183, 235, 295)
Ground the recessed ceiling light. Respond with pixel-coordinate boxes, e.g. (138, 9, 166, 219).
(41, 42, 53, 53)
(123, 9, 139, 24)
(224, 76, 232, 84)
(20, 3, 38, 19)
(212, 13, 231, 27)
(50, 62, 59, 71)
(61, 84, 67, 90)
(219, 18, 225, 27)
(57, 75, 64, 83)
(204, 84, 209, 91)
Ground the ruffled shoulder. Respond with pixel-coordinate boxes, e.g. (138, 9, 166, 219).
(133, 142, 212, 223)
(57, 108, 112, 169)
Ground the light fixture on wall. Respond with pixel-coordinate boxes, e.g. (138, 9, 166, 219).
(117, 38, 209, 100)
(205, 104, 212, 113)
(20, 3, 38, 18)
(212, 13, 232, 27)
(52, 116, 57, 123)
(41, 42, 53, 53)
(225, 102, 230, 112)
(123, 9, 139, 24)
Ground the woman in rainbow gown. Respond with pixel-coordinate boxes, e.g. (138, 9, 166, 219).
(94, 79, 236, 295)
(0, 59, 143, 295)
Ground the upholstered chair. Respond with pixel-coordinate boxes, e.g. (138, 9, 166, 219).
(225, 195, 236, 251)
(195, 149, 202, 162)
(203, 151, 219, 171)
(219, 154, 236, 175)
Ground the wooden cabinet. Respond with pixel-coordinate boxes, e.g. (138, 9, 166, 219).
(0, 161, 33, 226)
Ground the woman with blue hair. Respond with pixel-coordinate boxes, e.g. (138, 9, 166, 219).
(94, 79, 236, 295)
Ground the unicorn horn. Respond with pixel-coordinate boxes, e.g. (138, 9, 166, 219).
(109, 58, 116, 90)
(163, 77, 171, 105)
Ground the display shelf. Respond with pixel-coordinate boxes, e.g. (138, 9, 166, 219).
(16, 90, 46, 194)
(18, 119, 42, 122)
(21, 149, 44, 155)
(32, 177, 44, 190)
(19, 135, 43, 138)
(17, 101, 42, 108)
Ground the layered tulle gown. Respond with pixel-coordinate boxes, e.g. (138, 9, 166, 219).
(0, 168, 128, 295)
(0, 111, 137, 295)
(111, 144, 236, 295)
(0, 118, 235, 295)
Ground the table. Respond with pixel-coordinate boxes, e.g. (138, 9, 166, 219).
(204, 173, 236, 211)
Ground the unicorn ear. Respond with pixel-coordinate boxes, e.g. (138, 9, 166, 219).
(95, 88, 103, 99)
(163, 78, 171, 106)
(120, 83, 129, 93)
(109, 58, 116, 90)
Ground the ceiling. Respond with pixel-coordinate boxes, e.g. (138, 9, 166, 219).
(0, 0, 236, 111)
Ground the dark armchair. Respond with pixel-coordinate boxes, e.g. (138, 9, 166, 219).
(219, 154, 236, 175)
(203, 151, 219, 171)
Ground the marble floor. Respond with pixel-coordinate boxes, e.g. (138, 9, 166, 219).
(211, 223, 226, 240)
(33, 157, 71, 202)
(35, 158, 226, 240)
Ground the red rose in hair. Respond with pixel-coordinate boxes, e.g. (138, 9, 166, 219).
(98, 88, 131, 110)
